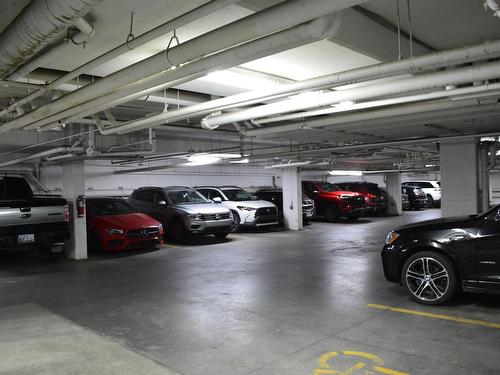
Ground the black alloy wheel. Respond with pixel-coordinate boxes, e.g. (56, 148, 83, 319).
(402, 251, 458, 305)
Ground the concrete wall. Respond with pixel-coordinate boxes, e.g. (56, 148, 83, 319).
(41, 161, 280, 196)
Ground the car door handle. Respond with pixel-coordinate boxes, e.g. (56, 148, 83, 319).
(20, 213, 31, 219)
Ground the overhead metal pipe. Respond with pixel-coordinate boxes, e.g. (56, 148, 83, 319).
(247, 100, 500, 137)
(1, 0, 366, 133)
(26, 14, 343, 132)
(0, 146, 84, 167)
(252, 82, 500, 125)
(0, 0, 239, 117)
(105, 39, 500, 134)
(241, 131, 500, 162)
(202, 60, 500, 128)
(0, 0, 102, 79)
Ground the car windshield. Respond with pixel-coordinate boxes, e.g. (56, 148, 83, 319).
(222, 189, 256, 201)
(318, 182, 341, 192)
(165, 189, 209, 204)
(88, 199, 136, 216)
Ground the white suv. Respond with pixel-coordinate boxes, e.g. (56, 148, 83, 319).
(196, 186, 279, 229)
(402, 181, 441, 206)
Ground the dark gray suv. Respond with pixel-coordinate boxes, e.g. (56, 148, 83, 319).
(128, 186, 233, 242)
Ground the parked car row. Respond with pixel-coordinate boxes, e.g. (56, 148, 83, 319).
(83, 179, 438, 251)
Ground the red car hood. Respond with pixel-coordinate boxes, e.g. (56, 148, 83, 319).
(92, 213, 161, 230)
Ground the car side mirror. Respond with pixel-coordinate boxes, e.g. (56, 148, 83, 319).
(213, 197, 222, 203)
(157, 200, 167, 206)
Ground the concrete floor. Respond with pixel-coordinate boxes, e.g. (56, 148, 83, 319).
(1, 210, 499, 375)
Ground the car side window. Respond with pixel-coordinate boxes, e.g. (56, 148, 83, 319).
(209, 189, 224, 200)
(134, 189, 155, 203)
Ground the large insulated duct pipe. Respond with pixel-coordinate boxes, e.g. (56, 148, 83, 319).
(0, 0, 102, 78)
(8, 18, 96, 81)
(0, 0, 367, 134)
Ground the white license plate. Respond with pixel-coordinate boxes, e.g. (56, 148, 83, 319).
(18, 234, 35, 244)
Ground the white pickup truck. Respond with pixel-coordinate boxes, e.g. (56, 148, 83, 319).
(0, 176, 70, 254)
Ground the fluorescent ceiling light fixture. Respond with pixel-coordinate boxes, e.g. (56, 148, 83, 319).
(184, 154, 221, 166)
(329, 170, 363, 176)
(425, 164, 436, 167)
(201, 70, 281, 91)
(230, 158, 250, 164)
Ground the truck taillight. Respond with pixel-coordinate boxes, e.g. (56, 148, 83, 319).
(64, 205, 70, 222)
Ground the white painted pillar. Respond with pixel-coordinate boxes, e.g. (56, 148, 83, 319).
(440, 138, 479, 217)
(386, 172, 402, 216)
(282, 167, 303, 230)
(63, 160, 87, 259)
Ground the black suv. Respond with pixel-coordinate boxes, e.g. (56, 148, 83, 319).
(382, 205, 500, 305)
(254, 188, 315, 224)
(401, 186, 428, 210)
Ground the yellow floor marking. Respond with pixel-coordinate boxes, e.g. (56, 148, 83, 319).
(315, 350, 408, 375)
(368, 303, 500, 329)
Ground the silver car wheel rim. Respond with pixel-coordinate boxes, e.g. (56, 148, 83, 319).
(406, 257, 449, 302)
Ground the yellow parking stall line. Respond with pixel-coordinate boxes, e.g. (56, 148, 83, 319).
(368, 303, 500, 329)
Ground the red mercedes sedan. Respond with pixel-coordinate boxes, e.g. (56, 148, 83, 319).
(86, 197, 164, 251)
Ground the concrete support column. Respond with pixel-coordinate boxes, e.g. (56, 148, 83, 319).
(282, 167, 303, 230)
(63, 160, 87, 260)
(440, 138, 479, 217)
(385, 172, 402, 215)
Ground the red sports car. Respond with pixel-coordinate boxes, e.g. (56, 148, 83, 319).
(86, 197, 164, 251)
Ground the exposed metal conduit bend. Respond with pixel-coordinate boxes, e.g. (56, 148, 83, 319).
(0, 0, 103, 79)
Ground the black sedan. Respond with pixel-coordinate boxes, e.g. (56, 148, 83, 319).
(382, 206, 500, 305)
(254, 188, 315, 224)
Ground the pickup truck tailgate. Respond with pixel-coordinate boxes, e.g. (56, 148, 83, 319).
(0, 198, 67, 226)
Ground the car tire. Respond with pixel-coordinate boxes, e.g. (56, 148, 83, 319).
(401, 251, 458, 305)
(169, 220, 186, 243)
(214, 232, 230, 239)
(427, 195, 434, 207)
(231, 210, 241, 231)
(324, 205, 339, 222)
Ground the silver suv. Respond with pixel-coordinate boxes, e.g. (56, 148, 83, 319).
(128, 186, 233, 242)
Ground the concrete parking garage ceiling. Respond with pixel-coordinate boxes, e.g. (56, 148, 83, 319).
(0, 0, 499, 173)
